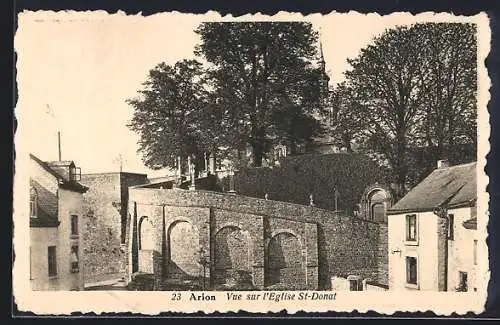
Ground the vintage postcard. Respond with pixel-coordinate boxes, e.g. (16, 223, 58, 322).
(13, 10, 491, 315)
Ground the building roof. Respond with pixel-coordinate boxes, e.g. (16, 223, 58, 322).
(30, 154, 88, 193)
(82, 171, 148, 176)
(147, 176, 176, 183)
(46, 160, 75, 167)
(388, 162, 476, 214)
(30, 179, 60, 228)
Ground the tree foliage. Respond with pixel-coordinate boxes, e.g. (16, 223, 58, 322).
(335, 23, 477, 195)
(129, 22, 326, 170)
(329, 82, 365, 152)
(127, 60, 208, 169)
(195, 22, 325, 166)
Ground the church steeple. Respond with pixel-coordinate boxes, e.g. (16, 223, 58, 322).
(319, 37, 326, 71)
(318, 32, 330, 110)
(318, 30, 333, 127)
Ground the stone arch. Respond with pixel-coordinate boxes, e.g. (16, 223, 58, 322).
(213, 225, 253, 287)
(138, 216, 154, 250)
(360, 184, 392, 223)
(166, 219, 201, 279)
(269, 229, 302, 245)
(265, 231, 305, 289)
(131, 202, 139, 273)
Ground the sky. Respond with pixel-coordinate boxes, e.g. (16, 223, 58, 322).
(15, 11, 476, 178)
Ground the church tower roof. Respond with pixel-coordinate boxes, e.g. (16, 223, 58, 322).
(318, 30, 330, 84)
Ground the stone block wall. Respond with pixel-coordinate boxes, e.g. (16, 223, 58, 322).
(316, 215, 381, 287)
(81, 172, 147, 283)
(81, 173, 123, 282)
(437, 216, 448, 291)
(138, 250, 154, 273)
(212, 209, 263, 287)
(127, 188, 387, 290)
(377, 224, 389, 285)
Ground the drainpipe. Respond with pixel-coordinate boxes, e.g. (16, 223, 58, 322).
(433, 206, 448, 291)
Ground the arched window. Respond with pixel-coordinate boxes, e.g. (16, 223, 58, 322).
(29, 186, 38, 218)
(368, 189, 387, 223)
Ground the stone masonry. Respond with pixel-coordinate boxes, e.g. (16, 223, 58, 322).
(126, 187, 387, 290)
(81, 172, 147, 283)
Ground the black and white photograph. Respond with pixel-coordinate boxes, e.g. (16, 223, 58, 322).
(13, 10, 490, 314)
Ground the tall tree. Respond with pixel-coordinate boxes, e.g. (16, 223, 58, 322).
(345, 26, 428, 195)
(127, 59, 207, 170)
(195, 22, 324, 167)
(329, 81, 365, 152)
(416, 23, 477, 160)
(343, 23, 477, 194)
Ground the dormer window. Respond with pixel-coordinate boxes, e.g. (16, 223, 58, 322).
(29, 186, 38, 218)
(69, 165, 81, 182)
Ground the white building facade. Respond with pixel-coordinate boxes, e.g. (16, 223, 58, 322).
(387, 161, 477, 292)
(29, 154, 88, 291)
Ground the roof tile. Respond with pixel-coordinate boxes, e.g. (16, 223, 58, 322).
(388, 162, 476, 214)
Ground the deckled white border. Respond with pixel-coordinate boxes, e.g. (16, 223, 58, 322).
(13, 10, 491, 315)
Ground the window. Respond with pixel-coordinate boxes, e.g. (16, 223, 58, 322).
(473, 240, 478, 265)
(406, 256, 417, 285)
(406, 215, 417, 241)
(471, 204, 477, 219)
(447, 214, 454, 240)
(70, 246, 79, 273)
(107, 227, 113, 245)
(348, 277, 363, 291)
(457, 271, 468, 292)
(70, 215, 78, 236)
(29, 187, 38, 218)
(48, 246, 57, 277)
(70, 166, 81, 181)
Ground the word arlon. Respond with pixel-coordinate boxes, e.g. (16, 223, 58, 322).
(189, 293, 216, 301)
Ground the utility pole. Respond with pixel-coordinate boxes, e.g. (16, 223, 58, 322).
(57, 131, 62, 161)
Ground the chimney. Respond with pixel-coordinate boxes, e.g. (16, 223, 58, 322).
(437, 159, 449, 169)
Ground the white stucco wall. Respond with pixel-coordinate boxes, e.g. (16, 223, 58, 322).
(30, 227, 58, 290)
(447, 206, 477, 292)
(388, 211, 439, 291)
(29, 156, 85, 291)
(57, 188, 85, 290)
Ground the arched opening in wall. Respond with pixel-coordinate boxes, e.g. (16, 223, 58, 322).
(368, 189, 388, 223)
(214, 226, 253, 289)
(131, 203, 139, 273)
(371, 203, 385, 222)
(166, 220, 201, 281)
(139, 217, 154, 250)
(265, 232, 304, 289)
